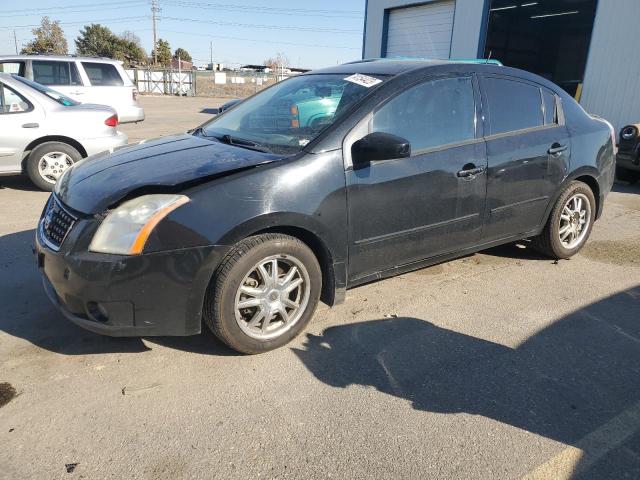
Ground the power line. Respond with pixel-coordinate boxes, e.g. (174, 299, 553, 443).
(157, 28, 361, 50)
(0, 1, 147, 15)
(160, 16, 361, 34)
(164, 0, 363, 18)
(0, 16, 149, 30)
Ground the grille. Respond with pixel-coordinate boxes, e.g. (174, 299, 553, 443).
(40, 195, 77, 250)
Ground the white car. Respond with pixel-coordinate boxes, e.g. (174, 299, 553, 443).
(0, 55, 144, 124)
(0, 73, 127, 190)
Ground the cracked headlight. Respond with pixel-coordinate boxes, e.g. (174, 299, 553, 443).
(89, 194, 189, 255)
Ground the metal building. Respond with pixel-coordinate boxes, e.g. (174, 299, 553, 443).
(362, 0, 640, 131)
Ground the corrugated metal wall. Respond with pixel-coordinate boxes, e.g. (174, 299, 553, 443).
(363, 0, 485, 59)
(577, 0, 640, 132)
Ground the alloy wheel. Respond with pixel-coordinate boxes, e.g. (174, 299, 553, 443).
(234, 254, 311, 340)
(558, 193, 591, 249)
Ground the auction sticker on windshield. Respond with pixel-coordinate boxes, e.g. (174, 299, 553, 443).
(344, 73, 382, 88)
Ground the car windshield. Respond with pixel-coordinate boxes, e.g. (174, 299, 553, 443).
(11, 74, 79, 106)
(200, 73, 386, 154)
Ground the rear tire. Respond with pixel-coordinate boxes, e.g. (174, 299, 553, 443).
(203, 234, 322, 354)
(26, 142, 82, 191)
(616, 165, 640, 184)
(531, 181, 596, 259)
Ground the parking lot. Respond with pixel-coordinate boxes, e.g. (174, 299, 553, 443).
(1, 95, 640, 479)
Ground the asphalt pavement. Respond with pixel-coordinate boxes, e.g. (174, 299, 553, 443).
(1, 96, 639, 479)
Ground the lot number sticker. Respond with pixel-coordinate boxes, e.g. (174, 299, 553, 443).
(344, 73, 382, 88)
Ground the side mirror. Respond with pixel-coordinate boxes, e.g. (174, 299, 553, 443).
(351, 132, 411, 168)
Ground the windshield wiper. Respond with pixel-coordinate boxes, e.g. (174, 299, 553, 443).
(218, 134, 272, 153)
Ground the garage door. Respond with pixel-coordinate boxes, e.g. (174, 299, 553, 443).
(385, 0, 455, 59)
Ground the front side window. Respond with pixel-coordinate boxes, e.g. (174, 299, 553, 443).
(201, 73, 385, 154)
(0, 84, 32, 113)
(32, 61, 81, 86)
(81, 62, 124, 86)
(371, 76, 476, 152)
(483, 77, 544, 135)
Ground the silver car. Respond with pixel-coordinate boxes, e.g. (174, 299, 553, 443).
(0, 55, 145, 123)
(0, 73, 127, 190)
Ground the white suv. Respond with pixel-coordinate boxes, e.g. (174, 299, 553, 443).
(0, 55, 144, 123)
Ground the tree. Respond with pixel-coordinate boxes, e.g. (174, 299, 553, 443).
(263, 52, 290, 72)
(152, 39, 172, 67)
(21, 17, 68, 55)
(173, 48, 192, 63)
(120, 30, 141, 46)
(75, 24, 147, 67)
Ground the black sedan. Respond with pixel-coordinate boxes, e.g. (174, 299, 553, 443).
(36, 60, 616, 353)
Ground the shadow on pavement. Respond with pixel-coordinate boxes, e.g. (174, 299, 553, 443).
(293, 286, 640, 478)
(200, 108, 220, 115)
(0, 175, 39, 192)
(612, 180, 640, 195)
(0, 228, 233, 356)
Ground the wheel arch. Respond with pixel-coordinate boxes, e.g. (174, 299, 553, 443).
(21, 136, 88, 172)
(250, 225, 339, 306)
(541, 168, 602, 228)
(211, 211, 346, 308)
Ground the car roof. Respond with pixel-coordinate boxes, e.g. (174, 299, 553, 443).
(307, 58, 503, 76)
(307, 58, 568, 97)
(0, 54, 122, 64)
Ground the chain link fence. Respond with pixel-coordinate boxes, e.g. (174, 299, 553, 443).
(125, 68, 286, 98)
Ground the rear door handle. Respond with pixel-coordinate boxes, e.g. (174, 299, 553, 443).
(457, 164, 486, 178)
(22, 123, 39, 128)
(548, 144, 568, 156)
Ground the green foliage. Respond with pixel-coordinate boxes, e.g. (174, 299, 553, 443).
(152, 39, 172, 67)
(75, 24, 148, 67)
(21, 17, 68, 55)
(173, 48, 192, 63)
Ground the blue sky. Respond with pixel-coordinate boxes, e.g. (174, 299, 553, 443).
(0, 0, 365, 68)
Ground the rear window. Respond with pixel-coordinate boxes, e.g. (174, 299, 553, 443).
(32, 60, 82, 86)
(12, 75, 79, 106)
(483, 77, 544, 135)
(0, 83, 32, 113)
(81, 62, 124, 86)
(0, 61, 25, 76)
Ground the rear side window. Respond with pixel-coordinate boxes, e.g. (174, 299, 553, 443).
(0, 84, 32, 114)
(32, 61, 82, 86)
(542, 89, 558, 125)
(81, 62, 124, 86)
(372, 76, 476, 152)
(483, 77, 544, 135)
(0, 61, 25, 75)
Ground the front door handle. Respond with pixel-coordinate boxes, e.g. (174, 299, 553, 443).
(457, 164, 486, 178)
(22, 123, 39, 128)
(548, 143, 568, 156)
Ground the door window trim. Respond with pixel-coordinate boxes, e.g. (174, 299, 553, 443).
(478, 73, 566, 141)
(370, 73, 481, 158)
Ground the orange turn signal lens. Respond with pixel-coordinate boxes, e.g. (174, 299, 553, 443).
(128, 196, 190, 254)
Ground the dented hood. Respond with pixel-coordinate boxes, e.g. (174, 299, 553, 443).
(56, 134, 283, 214)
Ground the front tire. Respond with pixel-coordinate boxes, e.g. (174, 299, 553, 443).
(26, 142, 82, 191)
(203, 234, 322, 354)
(532, 181, 596, 259)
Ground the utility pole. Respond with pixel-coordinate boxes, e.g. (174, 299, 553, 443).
(151, 0, 160, 65)
(13, 30, 18, 54)
(210, 41, 213, 70)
